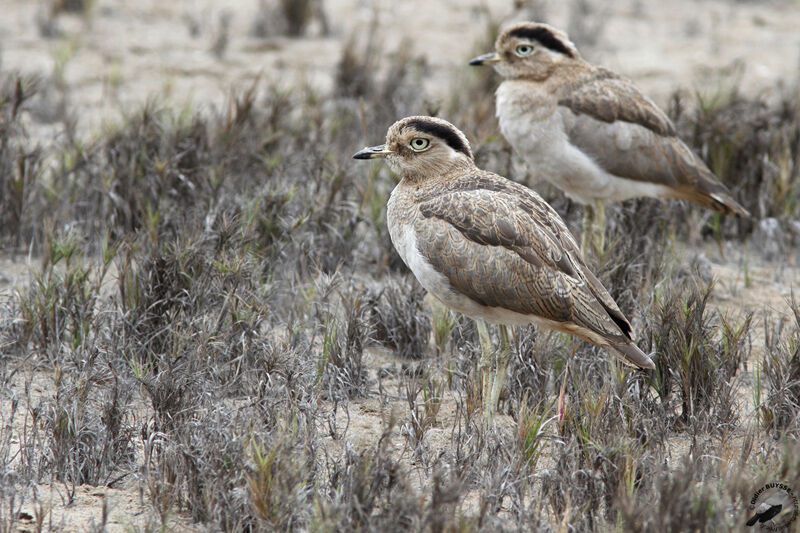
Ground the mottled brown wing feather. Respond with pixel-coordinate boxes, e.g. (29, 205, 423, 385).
(415, 182, 632, 343)
(418, 174, 636, 338)
(558, 68, 676, 137)
(509, 181, 636, 340)
(557, 69, 748, 216)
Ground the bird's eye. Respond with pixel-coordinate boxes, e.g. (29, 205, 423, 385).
(409, 138, 430, 151)
(515, 44, 534, 56)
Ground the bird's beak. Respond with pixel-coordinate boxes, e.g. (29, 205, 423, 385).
(352, 145, 393, 159)
(469, 52, 500, 66)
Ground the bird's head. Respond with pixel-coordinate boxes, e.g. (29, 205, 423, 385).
(352, 116, 474, 180)
(469, 22, 580, 80)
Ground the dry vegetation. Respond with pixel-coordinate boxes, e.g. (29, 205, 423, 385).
(2, 3, 800, 532)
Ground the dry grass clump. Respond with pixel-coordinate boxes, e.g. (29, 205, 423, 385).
(0, 75, 45, 250)
(670, 89, 800, 240)
(647, 280, 751, 432)
(368, 277, 431, 360)
(758, 297, 800, 436)
(334, 27, 429, 145)
(505, 325, 557, 410)
(252, 0, 328, 38)
(48, 0, 92, 15)
(317, 281, 370, 400)
(314, 419, 425, 530)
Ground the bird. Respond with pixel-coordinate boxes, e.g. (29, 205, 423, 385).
(469, 21, 749, 252)
(353, 116, 654, 422)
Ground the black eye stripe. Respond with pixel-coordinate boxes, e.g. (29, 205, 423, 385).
(403, 119, 473, 159)
(507, 26, 575, 58)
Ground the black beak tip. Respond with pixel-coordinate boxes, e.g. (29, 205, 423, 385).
(353, 145, 387, 160)
(468, 58, 483, 66)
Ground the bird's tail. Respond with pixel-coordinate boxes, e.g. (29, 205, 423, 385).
(607, 341, 655, 370)
(676, 186, 750, 217)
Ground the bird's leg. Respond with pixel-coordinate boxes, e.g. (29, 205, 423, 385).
(476, 321, 513, 424)
(487, 323, 512, 421)
(591, 199, 606, 252)
(581, 202, 595, 256)
(476, 319, 495, 421)
(581, 201, 607, 255)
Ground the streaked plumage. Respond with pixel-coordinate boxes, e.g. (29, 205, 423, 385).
(470, 22, 749, 216)
(353, 116, 654, 370)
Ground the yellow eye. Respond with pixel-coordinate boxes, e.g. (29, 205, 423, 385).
(515, 44, 534, 56)
(410, 138, 430, 151)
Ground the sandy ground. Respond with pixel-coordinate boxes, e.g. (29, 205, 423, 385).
(2, 0, 800, 530)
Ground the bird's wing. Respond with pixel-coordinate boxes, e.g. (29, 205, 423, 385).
(558, 68, 676, 137)
(557, 69, 748, 215)
(414, 179, 632, 343)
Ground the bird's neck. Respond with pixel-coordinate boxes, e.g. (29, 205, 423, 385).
(513, 58, 588, 83)
(398, 159, 475, 185)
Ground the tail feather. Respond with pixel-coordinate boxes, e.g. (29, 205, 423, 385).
(709, 192, 750, 217)
(676, 186, 750, 217)
(607, 342, 655, 370)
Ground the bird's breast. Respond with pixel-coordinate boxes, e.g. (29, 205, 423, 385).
(496, 82, 579, 184)
(496, 81, 558, 126)
(388, 220, 453, 302)
(496, 82, 564, 151)
(385, 213, 486, 319)
(386, 188, 428, 273)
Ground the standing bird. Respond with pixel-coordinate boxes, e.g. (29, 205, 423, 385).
(353, 116, 654, 422)
(469, 22, 749, 252)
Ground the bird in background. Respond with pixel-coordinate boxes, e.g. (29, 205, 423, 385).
(470, 21, 749, 253)
(353, 116, 654, 422)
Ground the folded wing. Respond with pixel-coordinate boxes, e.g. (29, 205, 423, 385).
(558, 69, 748, 215)
(416, 180, 632, 347)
